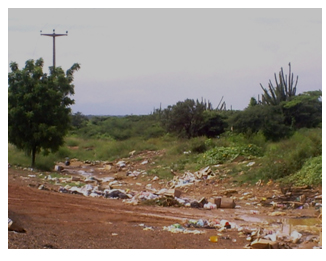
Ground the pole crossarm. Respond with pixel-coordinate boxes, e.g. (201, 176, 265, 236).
(41, 33, 67, 37)
(40, 29, 68, 68)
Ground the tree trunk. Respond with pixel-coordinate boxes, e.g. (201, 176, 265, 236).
(31, 147, 36, 168)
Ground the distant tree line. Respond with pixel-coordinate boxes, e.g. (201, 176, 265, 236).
(71, 63, 321, 142)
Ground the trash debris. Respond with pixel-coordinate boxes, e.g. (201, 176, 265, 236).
(163, 224, 205, 234)
(249, 239, 279, 249)
(65, 157, 70, 166)
(220, 220, 231, 229)
(156, 188, 181, 198)
(246, 162, 255, 167)
(141, 160, 149, 165)
(8, 218, 13, 228)
(290, 230, 302, 244)
(54, 165, 64, 172)
(209, 236, 218, 242)
(204, 202, 217, 209)
(268, 211, 287, 216)
(116, 161, 126, 169)
(213, 197, 236, 209)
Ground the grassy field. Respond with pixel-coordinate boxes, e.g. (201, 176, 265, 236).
(8, 128, 322, 186)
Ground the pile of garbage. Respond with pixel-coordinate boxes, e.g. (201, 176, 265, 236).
(59, 184, 132, 199)
(161, 217, 322, 249)
(163, 223, 205, 234)
(168, 167, 216, 189)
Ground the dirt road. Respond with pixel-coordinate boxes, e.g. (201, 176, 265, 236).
(8, 157, 322, 249)
(8, 172, 249, 249)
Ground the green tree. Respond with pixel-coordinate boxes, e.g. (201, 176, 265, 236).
(71, 111, 89, 129)
(248, 97, 258, 107)
(198, 110, 226, 138)
(161, 99, 206, 138)
(230, 105, 291, 141)
(160, 99, 226, 139)
(282, 90, 322, 129)
(8, 58, 80, 167)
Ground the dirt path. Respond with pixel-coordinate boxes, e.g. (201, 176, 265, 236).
(8, 157, 322, 249)
(8, 175, 248, 249)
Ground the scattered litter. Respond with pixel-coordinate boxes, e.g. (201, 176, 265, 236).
(290, 230, 302, 244)
(209, 236, 218, 242)
(249, 239, 278, 249)
(268, 211, 287, 216)
(163, 224, 205, 234)
(246, 162, 255, 167)
(8, 218, 13, 228)
(204, 202, 217, 209)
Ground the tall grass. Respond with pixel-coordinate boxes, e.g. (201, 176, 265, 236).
(244, 128, 322, 182)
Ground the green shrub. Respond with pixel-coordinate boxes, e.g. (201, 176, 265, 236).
(248, 128, 322, 181)
(199, 144, 263, 166)
(189, 137, 207, 153)
(280, 156, 322, 186)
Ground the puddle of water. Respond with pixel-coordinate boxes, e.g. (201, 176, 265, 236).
(281, 218, 322, 235)
(239, 215, 321, 235)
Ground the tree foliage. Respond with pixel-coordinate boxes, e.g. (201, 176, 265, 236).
(8, 58, 80, 167)
(159, 99, 226, 138)
(70, 111, 89, 129)
(229, 105, 292, 141)
(282, 90, 322, 129)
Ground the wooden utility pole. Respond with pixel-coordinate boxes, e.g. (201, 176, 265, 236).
(40, 29, 68, 68)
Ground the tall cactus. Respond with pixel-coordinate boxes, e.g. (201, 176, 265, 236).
(260, 63, 298, 105)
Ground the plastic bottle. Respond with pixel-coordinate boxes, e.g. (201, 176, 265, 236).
(209, 236, 218, 242)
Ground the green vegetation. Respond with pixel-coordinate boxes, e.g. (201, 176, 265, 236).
(280, 155, 322, 186)
(8, 58, 80, 167)
(8, 62, 322, 187)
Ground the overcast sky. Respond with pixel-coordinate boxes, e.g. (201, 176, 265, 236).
(7, 7, 322, 115)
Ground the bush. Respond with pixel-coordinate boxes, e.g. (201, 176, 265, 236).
(280, 156, 322, 186)
(248, 128, 322, 181)
(199, 144, 263, 166)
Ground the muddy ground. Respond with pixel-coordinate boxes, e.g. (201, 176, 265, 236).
(8, 150, 322, 250)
